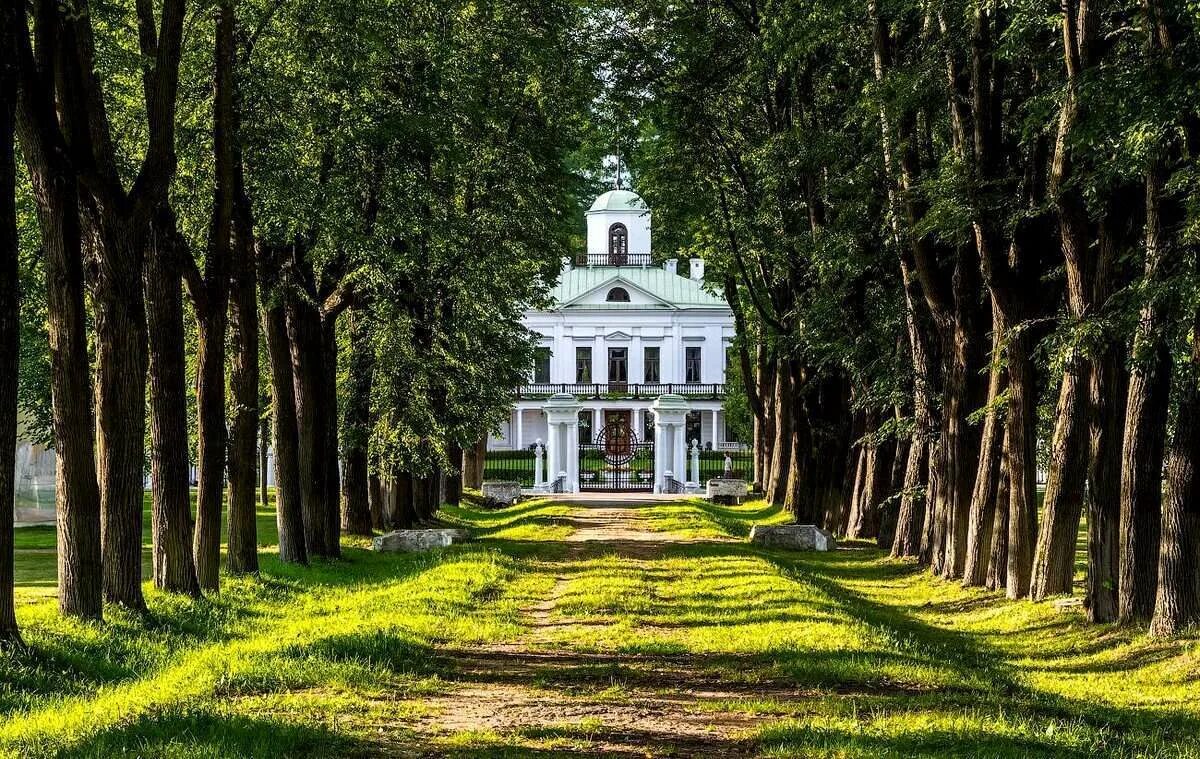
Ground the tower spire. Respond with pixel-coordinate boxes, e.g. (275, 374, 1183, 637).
(614, 149, 623, 190)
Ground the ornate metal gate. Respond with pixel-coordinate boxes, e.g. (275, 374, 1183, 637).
(579, 422, 654, 492)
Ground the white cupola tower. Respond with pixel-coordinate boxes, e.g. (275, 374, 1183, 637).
(585, 189, 651, 264)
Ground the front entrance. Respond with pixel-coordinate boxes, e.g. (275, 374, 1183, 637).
(579, 412, 653, 492)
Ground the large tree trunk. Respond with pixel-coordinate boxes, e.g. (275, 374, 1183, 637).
(192, 304, 227, 590)
(263, 297, 306, 564)
(0, 38, 21, 640)
(226, 214, 259, 574)
(1005, 332, 1040, 599)
(445, 443, 463, 507)
(963, 310, 1006, 587)
(986, 425, 1012, 591)
(94, 220, 149, 611)
(287, 300, 330, 557)
(1119, 170, 1173, 622)
(340, 308, 373, 536)
(320, 314, 341, 557)
(765, 360, 792, 506)
(1086, 342, 1127, 622)
(144, 213, 201, 596)
(1149, 312, 1200, 638)
(463, 438, 486, 490)
(1029, 363, 1089, 598)
(25, 164, 103, 618)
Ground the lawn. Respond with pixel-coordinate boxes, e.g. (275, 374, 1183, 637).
(1, 495, 1196, 757)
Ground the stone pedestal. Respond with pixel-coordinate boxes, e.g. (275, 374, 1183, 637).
(748, 524, 836, 551)
(373, 529, 470, 552)
(706, 478, 749, 504)
(481, 480, 522, 507)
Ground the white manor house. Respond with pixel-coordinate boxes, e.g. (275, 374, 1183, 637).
(488, 186, 744, 493)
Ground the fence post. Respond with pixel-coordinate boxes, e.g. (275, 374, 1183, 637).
(534, 439, 544, 486)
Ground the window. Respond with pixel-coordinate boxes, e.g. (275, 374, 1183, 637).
(533, 347, 550, 384)
(608, 223, 628, 264)
(578, 410, 592, 445)
(608, 347, 628, 383)
(643, 346, 660, 383)
(606, 287, 630, 302)
(686, 346, 702, 383)
(686, 411, 702, 446)
(575, 346, 592, 383)
(643, 412, 655, 442)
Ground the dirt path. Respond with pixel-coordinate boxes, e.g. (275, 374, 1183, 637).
(403, 499, 802, 757)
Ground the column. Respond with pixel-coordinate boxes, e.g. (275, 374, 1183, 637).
(534, 439, 545, 486)
(544, 393, 582, 492)
(516, 409, 524, 450)
(544, 419, 559, 487)
(711, 408, 719, 448)
(651, 394, 690, 492)
(593, 407, 602, 438)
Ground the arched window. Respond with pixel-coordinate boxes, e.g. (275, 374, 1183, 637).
(606, 287, 630, 303)
(608, 223, 628, 264)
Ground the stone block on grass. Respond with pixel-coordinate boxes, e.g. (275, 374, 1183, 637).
(481, 480, 522, 508)
(748, 524, 836, 551)
(372, 529, 469, 553)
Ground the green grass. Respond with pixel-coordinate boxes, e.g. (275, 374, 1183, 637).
(2, 495, 1197, 757)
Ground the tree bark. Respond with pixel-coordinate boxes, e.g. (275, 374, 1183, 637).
(0, 28, 21, 639)
(94, 219, 149, 611)
(463, 438, 486, 490)
(287, 299, 330, 557)
(1149, 312, 1200, 638)
(144, 211, 200, 596)
(986, 425, 1011, 591)
(1030, 364, 1089, 598)
(1005, 331, 1040, 599)
(765, 359, 792, 506)
(340, 308, 373, 536)
(320, 314, 341, 556)
(445, 443, 463, 507)
(226, 217, 259, 573)
(962, 309, 1006, 587)
(1119, 169, 1173, 622)
(263, 293, 306, 564)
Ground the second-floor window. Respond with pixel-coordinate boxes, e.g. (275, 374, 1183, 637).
(533, 347, 550, 384)
(644, 346, 660, 383)
(608, 347, 628, 383)
(576, 346, 592, 383)
(686, 346, 702, 383)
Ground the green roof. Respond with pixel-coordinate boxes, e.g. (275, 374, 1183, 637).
(547, 266, 728, 310)
(587, 189, 649, 213)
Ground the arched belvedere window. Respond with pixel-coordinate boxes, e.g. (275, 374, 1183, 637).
(608, 223, 628, 264)
(606, 287, 630, 302)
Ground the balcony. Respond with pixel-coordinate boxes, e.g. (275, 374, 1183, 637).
(575, 253, 653, 267)
(516, 383, 725, 400)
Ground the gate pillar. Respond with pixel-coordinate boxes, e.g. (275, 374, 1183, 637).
(543, 393, 582, 492)
(650, 394, 690, 493)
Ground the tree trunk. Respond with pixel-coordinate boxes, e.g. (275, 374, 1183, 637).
(320, 314, 341, 557)
(963, 310, 1006, 587)
(340, 309, 373, 536)
(263, 298, 306, 564)
(1086, 343, 1127, 622)
(1119, 169, 1173, 622)
(986, 425, 1011, 591)
(446, 443, 463, 507)
(226, 221, 259, 574)
(765, 360, 792, 506)
(463, 438, 486, 490)
(144, 213, 201, 596)
(0, 40, 21, 640)
(193, 304, 227, 590)
(1149, 312, 1200, 638)
(892, 431, 929, 558)
(287, 300, 329, 557)
(94, 220, 149, 611)
(368, 473, 384, 530)
(1005, 332, 1040, 599)
(24, 163, 103, 619)
(1030, 362, 1089, 598)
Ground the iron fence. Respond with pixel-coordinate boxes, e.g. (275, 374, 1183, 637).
(483, 449, 537, 487)
(697, 449, 753, 482)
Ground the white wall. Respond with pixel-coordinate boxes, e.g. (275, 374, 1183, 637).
(586, 209, 651, 258)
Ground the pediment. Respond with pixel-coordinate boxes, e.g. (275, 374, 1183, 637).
(560, 275, 674, 309)
(605, 330, 633, 342)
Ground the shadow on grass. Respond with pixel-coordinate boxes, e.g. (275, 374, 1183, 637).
(66, 704, 368, 759)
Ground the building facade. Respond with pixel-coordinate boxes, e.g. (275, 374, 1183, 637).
(488, 188, 742, 493)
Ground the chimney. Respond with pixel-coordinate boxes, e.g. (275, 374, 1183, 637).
(664, 258, 678, 275)
(689, 258, 705, 281)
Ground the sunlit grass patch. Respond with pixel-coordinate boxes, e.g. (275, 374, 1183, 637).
(439, 498, 576, 541)
(639, 497, 791, 539)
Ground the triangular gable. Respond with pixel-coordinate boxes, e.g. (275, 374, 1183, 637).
(558, 274, 675, 309)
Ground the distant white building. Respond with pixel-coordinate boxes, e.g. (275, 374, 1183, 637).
(489, 187, 741, 493)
